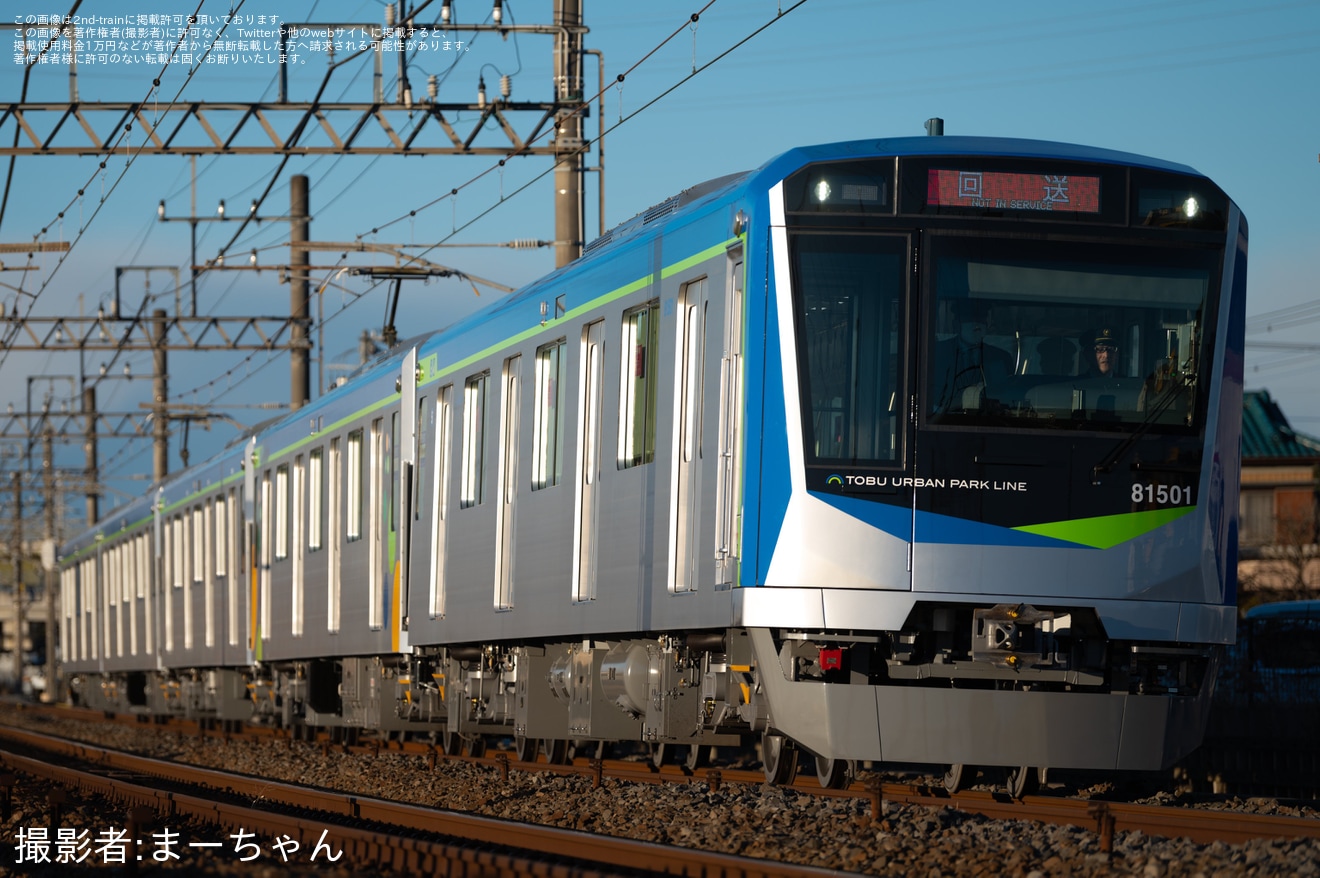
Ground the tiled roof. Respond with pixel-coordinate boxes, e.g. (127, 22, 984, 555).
(1242, 390, 1320, 461)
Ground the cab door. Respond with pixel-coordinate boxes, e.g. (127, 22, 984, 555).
(782, 230, 915, 591)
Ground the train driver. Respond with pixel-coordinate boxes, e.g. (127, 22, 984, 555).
(1090, 328, 1120, 378)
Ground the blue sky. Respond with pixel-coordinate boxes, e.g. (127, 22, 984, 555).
(2, 0, 1318, 515)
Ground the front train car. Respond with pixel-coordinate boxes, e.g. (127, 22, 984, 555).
(738, 136, 1246, 786)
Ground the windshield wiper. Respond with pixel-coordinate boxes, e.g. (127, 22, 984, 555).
(1091, 373, 1194, 484)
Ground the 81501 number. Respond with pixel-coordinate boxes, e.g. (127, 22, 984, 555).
(1131, 483, 1194, 506)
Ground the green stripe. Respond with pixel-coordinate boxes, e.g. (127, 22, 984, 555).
(1013, 506, 1195, 549)
(660, 240, 736, 280)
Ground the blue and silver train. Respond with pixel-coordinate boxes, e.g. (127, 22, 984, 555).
(59, 134, 1246, 792)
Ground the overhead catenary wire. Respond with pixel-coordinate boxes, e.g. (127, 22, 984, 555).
(0, 0, 249, 378)
(175, 0, 808, 411)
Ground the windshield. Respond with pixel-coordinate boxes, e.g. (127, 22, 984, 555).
(925, 236, 1218, 431)
(790, 233, 907, 465)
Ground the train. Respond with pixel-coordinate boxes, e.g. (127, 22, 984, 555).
(58, 133, 1247, 794)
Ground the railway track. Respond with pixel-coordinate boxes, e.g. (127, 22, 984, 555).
(3, 704, 1318, 863)
(0, 723, 848, 877)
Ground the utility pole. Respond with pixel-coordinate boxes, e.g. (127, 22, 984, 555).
(290, 175, 310, 411)
(152, 309, 168, 483)
(10, 472, 21, 688)
(554, 0, 585, 268)
(82, 386, 98, 525)
(42, 428, 56, 702)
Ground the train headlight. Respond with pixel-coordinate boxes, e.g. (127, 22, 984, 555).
(813, 180, 831, 202)
(1183, 196, 1199, 219)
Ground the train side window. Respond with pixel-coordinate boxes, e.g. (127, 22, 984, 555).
(618, 301, 660, 469)
(84, 557, 93, 660)
(462, 372, 490, 508)
(202, 501, 214, 649)
(533, 339, 567, 489)
(415, 397, 428, 521)
(139, 533, 152, 654)
(173, 515, 184, 590)
(107, 546, 118, 658)
(193, 505, 205, 584)
(81, 558, 91, 660)
(136, 532, 147, 599)
(347, 430, 364, 541)
(275, 464, 290, 561)
(106, 545, 116, 609)
(215, 495, 227, 576)
(309, 447, 324, 551)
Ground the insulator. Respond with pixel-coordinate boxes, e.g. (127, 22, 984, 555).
(507, 239, 542, 250)
(385, 3, 396, 28)
(427, 74, 438, 100)
(500, 74, 511, 99)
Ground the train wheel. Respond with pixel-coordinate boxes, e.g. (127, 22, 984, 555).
(467, 736, 488, 758)
(684, 744, 710, 772)
(761, 732, 799, 786)
(815, 755, 853, 790)
(515, 736, 539, 763)
(1004, 765, 1038, 798)
(650, 743, 672, 768)
(943, 764, 970, 794)
(541, 738, 570, 765)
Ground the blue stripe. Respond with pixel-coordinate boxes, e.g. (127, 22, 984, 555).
(809, 491, 1080, 549)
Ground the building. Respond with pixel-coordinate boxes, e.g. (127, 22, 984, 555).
(1238, 389, 1320, 599)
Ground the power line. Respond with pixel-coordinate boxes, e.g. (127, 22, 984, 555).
(190, 0, 812, 410)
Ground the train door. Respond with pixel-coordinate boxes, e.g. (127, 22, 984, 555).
(670, 278, 707, 594)
(203, 500, 214, 649)
(162, 506, 174, 653)
(260, 471, 272, 647)
(398, 348, 417, 646)
(183, 508, 195, 651)
(327, 439, 341, 634)
(292, 456, 305, 638)
(369, 417, 385, 630)
(495, 354, 521, 610)
(430, 385, 453, 617)
(243, 439, 257, 657)
(573, 320, 605, 602)
(222, 488, 237, 652)
(715, 248, 744, 587)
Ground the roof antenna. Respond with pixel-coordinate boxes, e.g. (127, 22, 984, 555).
(924, 118, 944, 136)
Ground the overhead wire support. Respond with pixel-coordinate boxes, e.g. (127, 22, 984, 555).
(0, 314, 311, 353)
(0, 100, 571, 157)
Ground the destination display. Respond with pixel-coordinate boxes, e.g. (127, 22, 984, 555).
(927, 169, 1101, 213)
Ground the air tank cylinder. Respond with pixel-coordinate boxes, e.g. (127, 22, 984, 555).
(600, 642, 651, 716)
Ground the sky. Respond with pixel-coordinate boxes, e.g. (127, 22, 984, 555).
(1, 0, 1318, 523)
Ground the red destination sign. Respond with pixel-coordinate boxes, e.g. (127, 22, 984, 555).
(928, 170, 1100, 213)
